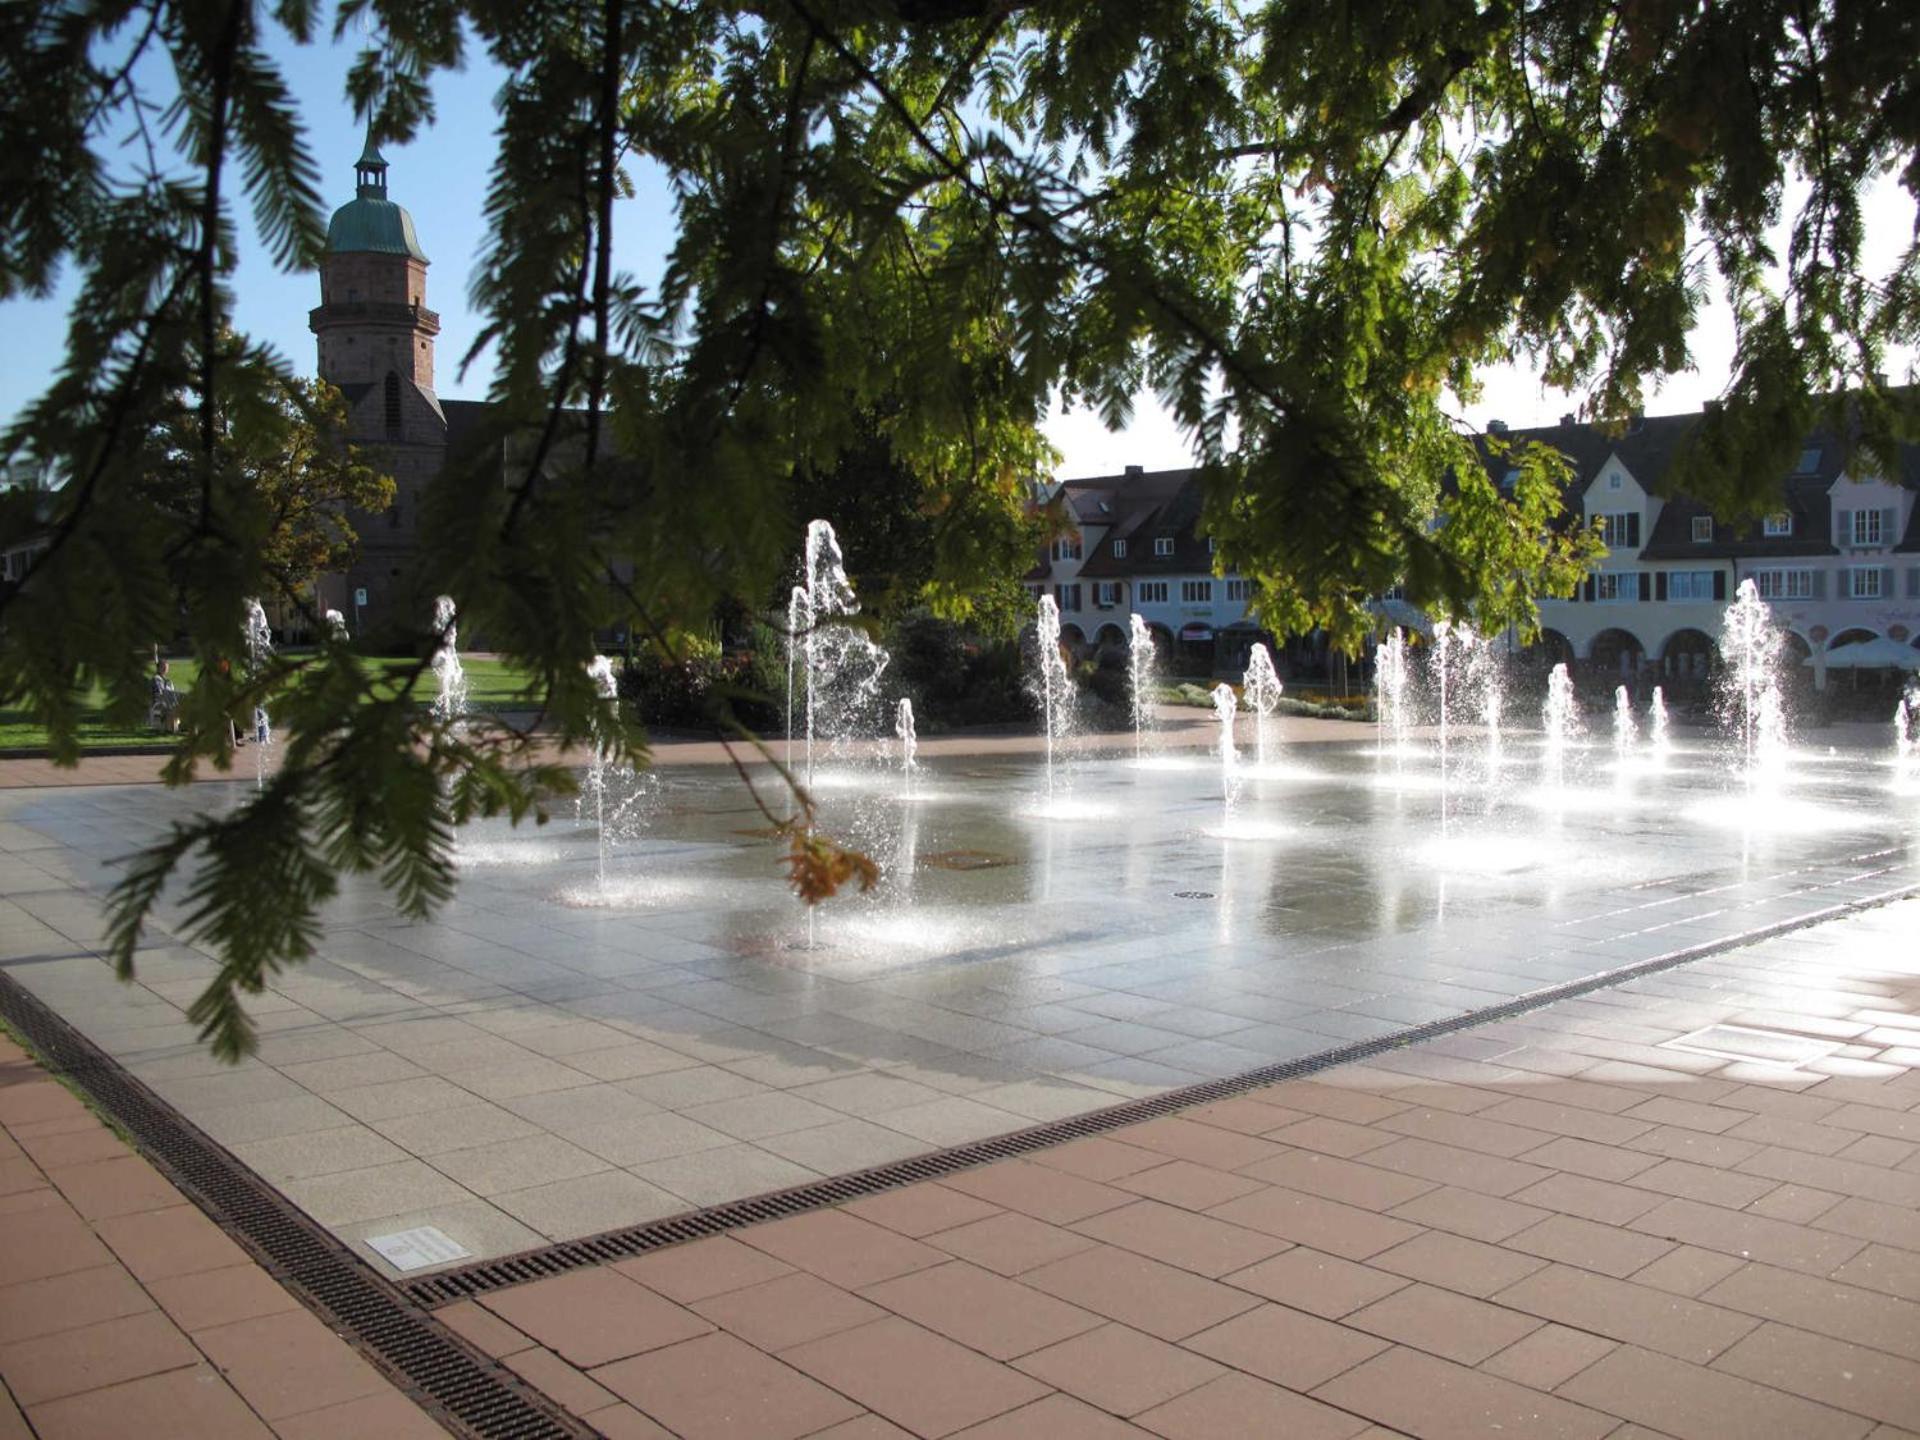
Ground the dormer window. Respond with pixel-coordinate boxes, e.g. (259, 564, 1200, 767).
(1691, 516, 1712, 543)
(1153, 537, 1174, 557)
(1854, 510, 1885, 547)
(1608, 474, 1622, 490)
(1112, 539, 1127, 558)
(1795, 447, 1821, 474)
(1596, 513, 1640, 548)
(1763, 513, 1792, 537)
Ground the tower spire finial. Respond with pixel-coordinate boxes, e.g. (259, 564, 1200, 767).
(354, 123, 389, 200)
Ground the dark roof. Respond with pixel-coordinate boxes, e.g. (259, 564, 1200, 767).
(1066, 468, 1210, 577)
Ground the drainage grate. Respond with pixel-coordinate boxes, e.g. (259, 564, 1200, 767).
(0, 978, 592, 1440)
(401, 865, 1920, 1307)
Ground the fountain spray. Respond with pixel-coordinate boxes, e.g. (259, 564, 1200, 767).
(1127, 614, 1157, 760)
(430, 595, 468, 730)
(585, 654, 621, 889)
(1719, 579, 1784, 787)
(1541, 662, 1578, 789)
(895, 698, 918, 783)
(1649, 686, 1671, 755)
(1242, 644, 1284, 768)
(242, 599, 274, 789)
(1894, 686, 1920, 788)
(1376, 629, 1409, 767)
(791, 521, 890, 786)
(1031, 595, 1075, 799)
(1613, 685, 1637, 763)
(324, 608, 348, 642)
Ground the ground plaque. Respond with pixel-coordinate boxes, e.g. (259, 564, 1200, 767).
(366, 1225, 472, 1272)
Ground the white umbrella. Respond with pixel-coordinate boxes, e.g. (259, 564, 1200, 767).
(1804, 636, 1920, 670)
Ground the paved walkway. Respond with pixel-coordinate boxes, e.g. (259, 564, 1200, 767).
(4, 880, 1918, 1436)
(0, 1031, 447, 1439)
(430, 894, 1920, 1439)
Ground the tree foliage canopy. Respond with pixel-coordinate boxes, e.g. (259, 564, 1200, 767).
(1, 0, 1915, 1055)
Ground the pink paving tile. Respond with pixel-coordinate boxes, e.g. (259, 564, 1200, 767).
(1700, 1261, 1920, 1361)
(1112, 1160, 1266, 1211)
(844, 1183, 1003, 1237)
(1013, 1322, 1224, 1417)
(1264, 1114, 1402, 1159)
(1714, 1321, 1920, 1430)
(948, 1393, 1153, 1438)
(1184, 1301, 1389, 1389)
(1344, 1282, 1541, 1366)
(691, 1270, 887, 1351)
(146, 1264, 300, 1332)
(1239, 1150, 1437, 1211)
(1558, 1342, 1868, 1439)
(1503, 1212, 1677, 1278)
(941, 1161, 1137, 1224)
(0, 1309, 198, 1405)
(595, 1330, 863, 1440)
(1385, 1185, 1551, 1243)
(1179, 1098, 1309, 1137)
(1134, 1371, 1373, 1440)
(613, 1234, 795, 1303)
(781, 1317, 1050, 1438)
(1108, 1118, 1287, 1172)
(1221, 1245, 1409, 1317)
(1492, 1263, 1759, 1364)
(1021, 1244, 1262, 1341)
(502, 1344, 618, 1415)
(46, 1155, 181, 1221)
(0, 1204, 114, 1286)
(1312, 1345, 1618, 1440)
(1628, 1195, 1869, 1275)
(479, 1266, 711, 1367)
(929, 1211, 1101, 1275)
(25, 1364, 273, 1440)
(1207, 1184, 1424, 1260)
(1369, 1228, 1546, 1298)
(1069, 1199, 1289, 1277)
(0, 1264, 155, 1345)
(1028, 1138, 1165, 1183)
(194, 1308, 390, 1420)
(1479, 1323, 1617, 1391)
(1253, 1081, 1410, 1126)
(94, 1205, 250, 1283)
(860, 1260, 1103, 1360)
(735, 1209, 947, 1288)
(577, 1405, 677, 1440)
(272, 1390, 451, 1439)
(434, 1300, 533, 1358)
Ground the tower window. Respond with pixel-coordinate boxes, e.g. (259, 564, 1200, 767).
(384, 372, 402, 439)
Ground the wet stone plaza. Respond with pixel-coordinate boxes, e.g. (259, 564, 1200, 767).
(0, 719, 1915, 1280)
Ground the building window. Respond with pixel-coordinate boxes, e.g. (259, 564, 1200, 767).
(1112, 539, 1127, 558)
(1053, 583, 1082, 612)
(1593, 573, 1632, 603)
(1206, 537, 1216, 554)
(1094, 583, 1120, 607)
(1854, 510, 1884, 546)
(1225, 579, 1252, 602)
(1595, 513, 1640, 548)
(1137, 581, 1169, 604)
(1752, 568, 1813, 600)
(1690, 516, 1713, 543)
(1181, 580, 1213, 604)
(1763, 512, 1792, 537)
(1848, 568, 1884, 600)
(1667, 571, 1715, 601)
(1153, 537, 1174, 557)
(383, 372, 402, 439)
(1053, 536, 1081, 562)
(1608, 473, 1622, 490)
(1795, 446, 1821, 474)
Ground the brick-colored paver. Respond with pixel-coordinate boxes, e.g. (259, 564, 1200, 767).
(433, 895, 1920, 1439)
(0, 1035, 450, 1437)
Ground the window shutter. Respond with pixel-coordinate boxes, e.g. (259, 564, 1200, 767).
(1628, 513, 1642, 547)
(1655, 572, 1668, 601)
(1835, 509, 1851, 547)
(1639, 573, 1651, 601)
(1884, 509, 1898, 547)
(1713, 571, 1727, 601)
(1908, 567, 1920, 599)
(1583, 576, 1595, 603)
(1883, 567, 1895, 599)
(1812, 569, 1826, 599)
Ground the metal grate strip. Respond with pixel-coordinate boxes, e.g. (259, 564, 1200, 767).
(401, 858, 1918, 1307)
(0, 977, 593, 1440)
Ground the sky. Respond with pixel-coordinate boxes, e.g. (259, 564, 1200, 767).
(4, 19, 1911, 483)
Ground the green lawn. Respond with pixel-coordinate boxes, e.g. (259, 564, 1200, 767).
(0, 655, 547, 753)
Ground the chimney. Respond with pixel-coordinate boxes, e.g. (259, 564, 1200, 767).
(1628, 409, 1646, 433)
(1560, 413, 1577, 428)
(1123, 464, 1143, 477)
(1487, 419, 1508, 436)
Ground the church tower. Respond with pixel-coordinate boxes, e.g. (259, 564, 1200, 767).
(310, 132, 447, 633)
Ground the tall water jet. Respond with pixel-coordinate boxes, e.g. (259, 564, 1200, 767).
(1649, 686, 1671, 755)
(1242, 644, 1284, 768)
(1719, 578, 1784, 787)
(895, 698, 918, 782)
(1430, 620, 1465, 784)
(791, 521, 890, 784)
(430, 595, 468, 729)
(1376, 629, 1409, 764)
(1896, 686, 1919, 787)
(242, 598, 274, 787)
(1127, 614, 1158, 759)
(324, 608, 348, 642)
(1613, 685, 1637, 763)
(1029, 595, 1076, 799)
(784, 585, 806, 771)
(584, 654, 623, 888)
(1210, 682, 1239, 767)
(1470, 637, 1505, 756)
(1541, 662, 1579, 788)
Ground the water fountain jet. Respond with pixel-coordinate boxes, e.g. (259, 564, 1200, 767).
(1242, 644, 1283, 768)
(1128, 614, 1157, 760)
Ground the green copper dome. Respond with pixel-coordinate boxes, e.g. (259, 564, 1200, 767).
(325, 133, 429, 262)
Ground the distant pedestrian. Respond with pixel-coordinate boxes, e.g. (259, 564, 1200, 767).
(149, 659, 180, 733)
